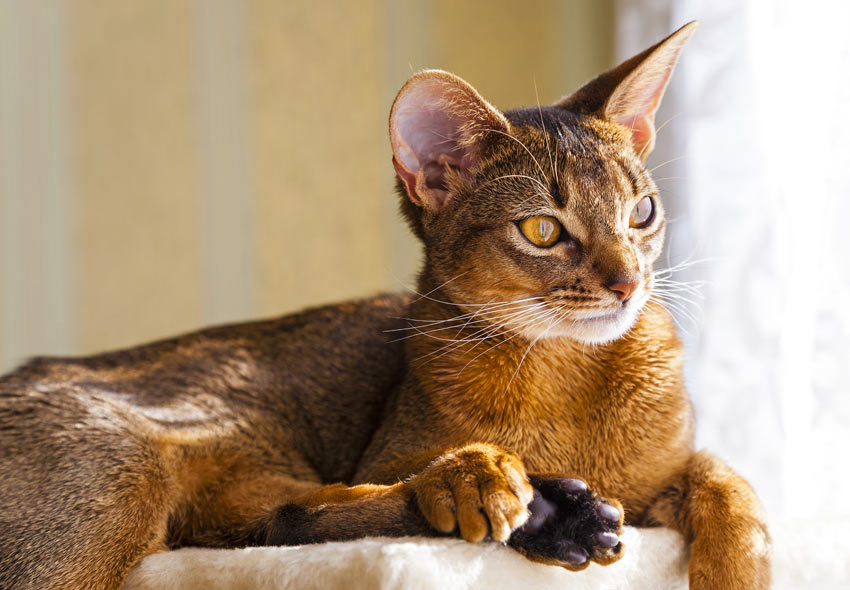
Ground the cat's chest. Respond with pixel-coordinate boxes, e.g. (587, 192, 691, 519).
(445, 349, 692, 504)
(465, 377, 634, 470)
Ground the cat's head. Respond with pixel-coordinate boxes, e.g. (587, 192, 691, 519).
(390, 23, 696, 344)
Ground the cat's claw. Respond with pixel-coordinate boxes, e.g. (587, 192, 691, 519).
(509, 475, 624, 570)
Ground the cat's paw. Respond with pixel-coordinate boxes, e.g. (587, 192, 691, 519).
(408, 443, 535, 542)
(508, 474, 624, 571)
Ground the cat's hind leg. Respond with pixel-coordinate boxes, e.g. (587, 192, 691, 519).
(0, 393, 176, 590)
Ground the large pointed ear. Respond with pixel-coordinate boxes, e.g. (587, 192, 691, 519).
(556, 21, 697, 162)
(390, 70, 510, 210)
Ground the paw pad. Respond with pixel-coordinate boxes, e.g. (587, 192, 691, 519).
(509, 475, 624, 569)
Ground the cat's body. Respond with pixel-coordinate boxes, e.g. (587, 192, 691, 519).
(0, 22, 770, 589)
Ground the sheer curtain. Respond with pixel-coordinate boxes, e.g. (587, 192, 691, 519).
(617, 0, 850, 521)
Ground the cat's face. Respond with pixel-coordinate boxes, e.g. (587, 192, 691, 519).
(423, 110, 663, 344)
(391, 23, 695, 344)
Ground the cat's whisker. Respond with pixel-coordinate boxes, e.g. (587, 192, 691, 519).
(649, 293, 701, 333)
(653, 274, 709, 286)
(386, 295, 547, 332)
(398, 301, 550, 345)
(404, 289, 548, 309)
(654, 297, 702, 323)
(637, 112, 682, 161)
(454, 303, 551, 346)
(503, 306, 570, 394)
(652, 258, 715, 288)
(654, 284, 699, 299)
(410, 301, 552, 364)
(409, 271, 470, 305)
(652, 284, 702, 305)
(652, 279, 706, 294)
(533, 79, 559, 188)
(488, 129, 548, 186)
(646, 297, 688, 332)
(652, 176, 684, 183)
(479, 175, 550, 207)
(386, 319, 491, 343)
(653, 296, 699, 324)
(426, 302, 553, 367)
(413, 302, 546, 341)
(456, 306, 558, 376)
(481, 174, 548, 195)
(647, 155, 687, 174)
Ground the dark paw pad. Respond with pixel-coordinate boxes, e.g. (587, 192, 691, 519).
(508, 475, 624, 569)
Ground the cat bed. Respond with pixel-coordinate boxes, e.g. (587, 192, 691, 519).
(123, 519, 848, 590)
(123, 527, 685, 590)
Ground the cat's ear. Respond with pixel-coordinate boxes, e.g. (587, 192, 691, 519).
(390, 70, 510, 210)
(556, 21, 697, 162)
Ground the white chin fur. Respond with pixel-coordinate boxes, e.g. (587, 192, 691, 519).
(519, 295, 646, 345)
(558, 307, 641, 344)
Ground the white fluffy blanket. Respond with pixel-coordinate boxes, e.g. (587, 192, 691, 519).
(123, 519, 848, 590)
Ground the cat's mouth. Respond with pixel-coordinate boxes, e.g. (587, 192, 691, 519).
(565, 295, 647, 343)
(528, 287, 649, 345)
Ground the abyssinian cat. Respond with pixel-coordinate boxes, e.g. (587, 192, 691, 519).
(0, 22, 770, 589)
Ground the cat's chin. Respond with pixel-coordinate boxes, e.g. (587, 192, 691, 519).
(562, 311, 639, 344)
(524, 302, 643, 345)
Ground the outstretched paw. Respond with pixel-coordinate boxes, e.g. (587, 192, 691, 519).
(508, 474, 624, 571)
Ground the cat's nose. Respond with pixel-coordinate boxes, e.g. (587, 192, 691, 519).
(606, 278, 639, 302)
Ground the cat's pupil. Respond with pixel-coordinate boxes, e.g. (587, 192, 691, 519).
(539, 220, 554, 241)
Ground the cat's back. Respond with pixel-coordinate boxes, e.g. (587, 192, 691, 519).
(0, 293, 412, 481)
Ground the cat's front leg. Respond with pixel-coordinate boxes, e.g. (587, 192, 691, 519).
(406, 442, 626, 571)
(265, 443, 624, 571)
(406, 442, 535, 542)
(647, 450, 771, 589)
(261, 442, 535, 545)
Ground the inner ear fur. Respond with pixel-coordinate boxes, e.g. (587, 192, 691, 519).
(389, 70, 510, 211)
(555, 21, 698, 162)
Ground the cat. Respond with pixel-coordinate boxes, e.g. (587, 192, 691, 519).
(0, 21, 770, 590)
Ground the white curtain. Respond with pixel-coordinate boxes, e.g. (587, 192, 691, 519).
(617, 0, 850, 520)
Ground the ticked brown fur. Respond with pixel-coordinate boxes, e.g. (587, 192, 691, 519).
(0, 22, 770, 589)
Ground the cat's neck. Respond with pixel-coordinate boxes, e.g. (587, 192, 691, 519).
(402, 277, 683, 439)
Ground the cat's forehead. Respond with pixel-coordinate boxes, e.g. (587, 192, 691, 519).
(492, 106, 647, 209)
(504, 107, 611, 156)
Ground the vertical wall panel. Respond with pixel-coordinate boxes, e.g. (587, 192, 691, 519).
(70, 0, 203, 352)
(196, 0, 257, 326)
(0, 0, 73, 371)
(247, 0, 392, 316)
(431, 0, 614, 108)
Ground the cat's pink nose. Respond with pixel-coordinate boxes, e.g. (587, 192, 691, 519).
(606, 280, 639, 302)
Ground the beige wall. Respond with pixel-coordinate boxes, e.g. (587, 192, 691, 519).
(0, 0, 613, 372)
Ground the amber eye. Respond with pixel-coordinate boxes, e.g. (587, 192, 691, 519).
(518, 216, 562, 247)
(629, 196, 655, 228)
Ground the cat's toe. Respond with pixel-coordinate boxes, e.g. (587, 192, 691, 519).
(595, 530, 620, 548)
(595, 501, 621, 523)
(519, 489, 557, 535)
(557, 541, 589, 565)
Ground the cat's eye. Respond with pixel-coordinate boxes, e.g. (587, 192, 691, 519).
(629, 196, 655, 229)
(518, 216, 562, 247)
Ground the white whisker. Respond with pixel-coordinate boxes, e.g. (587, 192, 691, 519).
(488, 129, 548, 185)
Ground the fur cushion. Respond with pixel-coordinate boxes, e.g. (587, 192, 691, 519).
(123, 527, 688, 590)
(123, 518, 850, 589)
